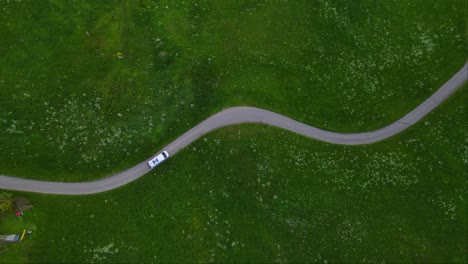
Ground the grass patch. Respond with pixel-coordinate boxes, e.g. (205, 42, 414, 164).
(0, 0, 466, 181)
(0, 212, 37, 263)
(1, 86, 466, 263)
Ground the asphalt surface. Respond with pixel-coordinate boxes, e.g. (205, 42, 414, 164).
(0, 64, 466, 195)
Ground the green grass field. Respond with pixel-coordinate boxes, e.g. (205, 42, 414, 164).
(0, 0, 466, 262)
(0, 0, 465, 181)
(0, 86, 466, 263)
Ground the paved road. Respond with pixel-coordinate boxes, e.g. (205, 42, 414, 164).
(1, 64, 466, 195)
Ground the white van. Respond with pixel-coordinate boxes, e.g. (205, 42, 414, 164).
(147, 151, 170, 168)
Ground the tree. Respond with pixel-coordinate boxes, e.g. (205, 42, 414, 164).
(0, 193, 13, 213)
(13, 197, 32, 212)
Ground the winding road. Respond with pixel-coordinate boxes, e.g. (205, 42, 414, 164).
(1, 64, 466, 195)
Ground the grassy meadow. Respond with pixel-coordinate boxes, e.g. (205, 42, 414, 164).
(0, 0, 466, 181)
(0, 86, 466, 263)
(0, 0, 466, 262)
